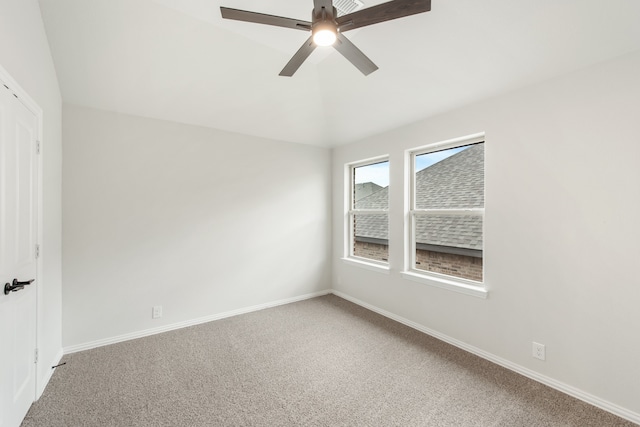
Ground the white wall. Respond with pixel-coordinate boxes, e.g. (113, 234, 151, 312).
(333, 50, 640, 420)
(62, 105, 332, 347)
(0, 0, 63, 393)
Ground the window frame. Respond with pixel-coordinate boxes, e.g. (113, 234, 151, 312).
(402, 134, 488, 298)
(343, 155, 390, 271)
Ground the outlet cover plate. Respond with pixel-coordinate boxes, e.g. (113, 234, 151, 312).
(532, 342, 545, 360)
(152, 305, 163, 319)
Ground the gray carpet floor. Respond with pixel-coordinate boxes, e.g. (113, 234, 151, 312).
(22, 295, 637, 426)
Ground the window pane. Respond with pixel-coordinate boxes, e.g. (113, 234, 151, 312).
(413, 142, 484, 282)
(351, 160, 389, 263)
(353, 161, 389, 209)
(414, 214, 483, 281)
(353, 213, 388, 262)
(415, 144, 484, 210)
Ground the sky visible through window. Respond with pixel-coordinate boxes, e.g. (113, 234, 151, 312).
(354, 161, 389, 187)
(354, 146, 469, 187)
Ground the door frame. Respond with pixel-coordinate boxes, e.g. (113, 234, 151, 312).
(0, 64, 45, 400)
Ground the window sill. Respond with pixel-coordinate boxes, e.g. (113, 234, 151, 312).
(341, 257, 390, 274)
(401, 271, 488, 299)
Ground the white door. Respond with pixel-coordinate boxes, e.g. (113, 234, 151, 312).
(0, 81, 38, 427)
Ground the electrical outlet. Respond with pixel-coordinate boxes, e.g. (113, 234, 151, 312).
(152, 305, 163, 319)
(532, 342, 545, 360)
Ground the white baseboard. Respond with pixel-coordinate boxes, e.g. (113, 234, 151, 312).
(64, 289, 332, 354)
(331, 290, 640, 426)
(37, 347, 63, 398)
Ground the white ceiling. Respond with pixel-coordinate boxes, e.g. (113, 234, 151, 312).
(38, 0, 640, 147)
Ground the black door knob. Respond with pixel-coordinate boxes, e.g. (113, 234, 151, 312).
(3, 278, 34, 295)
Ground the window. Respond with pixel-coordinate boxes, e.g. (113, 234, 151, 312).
(408, 138, 484, 285)
(346, 158, 389, 265)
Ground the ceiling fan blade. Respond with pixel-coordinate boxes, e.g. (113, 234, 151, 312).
(333, 33, 378, 76)
(279, 37, 317, 77)
(336, 0, 430, 32)
(221, 7, 311, 31)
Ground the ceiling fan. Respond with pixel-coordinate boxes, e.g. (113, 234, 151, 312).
(220, 0, 431, 76)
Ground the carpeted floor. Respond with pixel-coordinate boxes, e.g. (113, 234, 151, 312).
(22, 295, 637, 426)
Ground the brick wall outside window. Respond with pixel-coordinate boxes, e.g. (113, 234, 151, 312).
(415, 249, 482, 282)
(353, 241, 388, 262)
(354, 242, 482, 281)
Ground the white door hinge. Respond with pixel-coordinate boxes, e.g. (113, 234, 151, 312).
(35, 244, 40, 259)
(36, 140, 41, 154)
(34, 349, 38, 364)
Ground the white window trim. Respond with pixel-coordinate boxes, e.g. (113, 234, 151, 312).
(344, 155, 390, 269)
(341, 257, 390, 273)
(404, 133, 487, 298)
(400, 271, 488, 298)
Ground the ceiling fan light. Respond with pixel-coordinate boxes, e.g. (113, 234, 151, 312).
(313, 27, 337, 46)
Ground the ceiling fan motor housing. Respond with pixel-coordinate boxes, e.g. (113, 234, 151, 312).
(312, 6, 339, 46)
